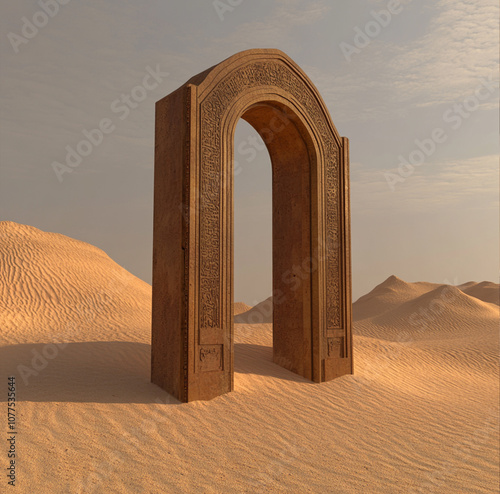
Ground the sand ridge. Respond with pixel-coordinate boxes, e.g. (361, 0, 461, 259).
(233, 302, 253, 316)
(234, 296, 273, 323)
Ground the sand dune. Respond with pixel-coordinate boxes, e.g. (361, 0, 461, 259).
(462, 281, 500, 306)
(233, 301, 253, 316)
(353, 275, 441, 322)
(457, 281, 479, 290)
(0, 221, 151, 346)
(1, 223, 498, 493)
(354, 278, 499, 340)
(234, 296, 273, 323)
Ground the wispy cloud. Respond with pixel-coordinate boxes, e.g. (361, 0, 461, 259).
(205, 0, 331, 53)
(306, 0, 499, 123)
(387, 0, 499, 106)
(352, 154, 499, 214)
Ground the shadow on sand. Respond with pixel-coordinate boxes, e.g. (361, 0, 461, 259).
(0, 340, 309, 404)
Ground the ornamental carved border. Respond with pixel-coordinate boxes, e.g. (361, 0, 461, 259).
(198, 59, 342, 334)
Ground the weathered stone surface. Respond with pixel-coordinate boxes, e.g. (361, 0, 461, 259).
(152, 49, 353, 402)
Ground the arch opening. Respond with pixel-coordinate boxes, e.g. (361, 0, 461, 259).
(235, 102, 318, 380)
(233, 118, 272, 310)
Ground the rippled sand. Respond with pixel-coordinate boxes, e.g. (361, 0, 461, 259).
(1, 222, 498, 493)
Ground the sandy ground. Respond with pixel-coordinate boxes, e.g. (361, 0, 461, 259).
(1, 222, 498, 493)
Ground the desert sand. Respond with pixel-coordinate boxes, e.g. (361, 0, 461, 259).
(1, 222, 498, 493)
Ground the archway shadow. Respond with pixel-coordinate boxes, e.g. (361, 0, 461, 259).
(0, 341, 178, 404)
(0, 340, 311, 403)
(234, 343, 313, 384)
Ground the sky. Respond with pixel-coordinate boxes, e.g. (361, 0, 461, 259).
(0, 0, 498, 304)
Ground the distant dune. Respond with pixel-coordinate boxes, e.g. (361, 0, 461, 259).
(234, 296, 272, 323)
(353, 275, 499, 343)
(462, 281, 500, 306)
(233, 301, 253, 316)
(0, 222, 498, 493)
(352, 275, 441, 321)
(235, 275, 499, 333)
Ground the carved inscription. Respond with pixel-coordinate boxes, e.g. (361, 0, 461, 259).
(325, 145, 341, 330)
(199, 106, 221, 330)
(327, 337, 344, 358)
(198, 59, 342, 335)
(199, 345, 223, 372)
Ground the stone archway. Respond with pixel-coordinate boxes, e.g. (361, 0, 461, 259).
(152, 49, 353, 402)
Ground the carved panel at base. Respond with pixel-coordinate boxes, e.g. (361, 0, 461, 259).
(327, 337, 344, 359)
(199, 345, 223, 372)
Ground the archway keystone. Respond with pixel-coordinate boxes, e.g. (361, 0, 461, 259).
(152, 49, 353, 402)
